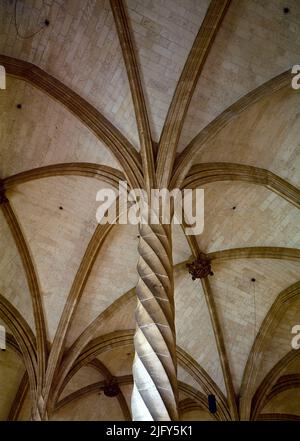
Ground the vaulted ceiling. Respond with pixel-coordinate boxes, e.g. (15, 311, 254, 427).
(0, 0, 300, 421)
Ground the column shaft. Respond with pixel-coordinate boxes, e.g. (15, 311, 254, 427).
(131, 211, 178, 421)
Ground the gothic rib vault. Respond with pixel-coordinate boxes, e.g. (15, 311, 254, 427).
(0, 0, 300, 420)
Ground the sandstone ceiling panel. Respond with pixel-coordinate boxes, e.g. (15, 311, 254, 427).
(9, 176, 106, 340)
(17, 391, 31, 421)
(262, 389, 300, 416)
(66, 224, 138, 346)
(172, 222, 192, 265)
(196, 182, 300, 253)
(178, 389, 189, 402)
(89, 292, 136, 341)
(192, 88, 300, 188)
(0, 349, 25, 420)
(52, 391, 124, 421)
(0, 209, 34, 330)
(179, 0, 300, 151)
(0, 0, 139, 149)
(284, 357, 300, 375)
(209, 258, 300, 393)
(60, 365, 104, 400)
(178, 388, 211, 420)
(255, 296, 300, 390)
(97, 346, 134, 377)
(174, 264, 225, 395)
(177, 364, 205, 394)
(0, 78, 120, 178)
(126, 0, 210, 141)
(181, 409, 214, 421)
(120, 383, 132, 412)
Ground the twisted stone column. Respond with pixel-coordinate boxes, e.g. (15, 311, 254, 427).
(131, 206, 178, 421)
(31, 395, 48, 421)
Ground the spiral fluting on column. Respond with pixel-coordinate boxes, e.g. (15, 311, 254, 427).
(131, 204, 178, 421)
(31, 395, 48, 421)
